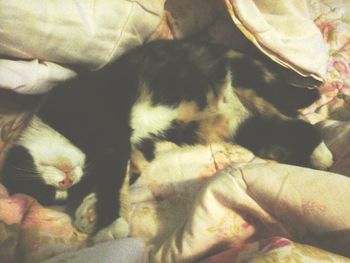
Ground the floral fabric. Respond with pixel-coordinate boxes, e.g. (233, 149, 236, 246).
(2, 0, 350, 263)
(308, 0, 350, 123)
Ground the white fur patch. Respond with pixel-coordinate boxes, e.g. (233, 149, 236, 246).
(17, 116, 86, 188)
(55, 190, 68, 201)
(310, 141, 334, 170)
(130, 99, 176, 144)
(218, 71, 251, 136)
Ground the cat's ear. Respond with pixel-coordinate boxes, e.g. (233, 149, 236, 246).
(277, 67, 324, 108)
(286, 75, 323, 89)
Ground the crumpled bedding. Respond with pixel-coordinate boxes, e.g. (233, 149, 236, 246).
(1, 0, 350, 262)
(2, 141, 350, 263)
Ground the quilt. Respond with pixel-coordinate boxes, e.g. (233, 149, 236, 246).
(1, 0, 350, 262)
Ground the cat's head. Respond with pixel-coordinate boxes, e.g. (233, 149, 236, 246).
(27, 132, 85, 190)
(1, 117, 86, 204)
(228, 50, 322, 117)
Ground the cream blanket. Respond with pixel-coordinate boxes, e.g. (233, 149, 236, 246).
(1, 0, 350, 262)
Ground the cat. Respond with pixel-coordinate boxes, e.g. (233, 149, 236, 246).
(0, 38, 333, 240)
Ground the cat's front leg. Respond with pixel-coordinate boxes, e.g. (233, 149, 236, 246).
(74, 126, 132, 242)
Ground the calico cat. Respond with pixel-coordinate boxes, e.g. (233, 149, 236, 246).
(1, 39, 333, 240)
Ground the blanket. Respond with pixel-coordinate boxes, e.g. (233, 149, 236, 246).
(1, 0, 350, 262)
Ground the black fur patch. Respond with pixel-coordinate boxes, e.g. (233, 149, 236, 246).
(135, 138, 156, 162)
(162, 121, 199, 145)
(134, 121, 198, 163)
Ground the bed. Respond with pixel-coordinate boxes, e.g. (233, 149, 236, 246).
(1, 0, 350, 262)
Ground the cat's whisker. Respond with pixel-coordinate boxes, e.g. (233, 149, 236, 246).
(11, 171, 41, 177)
(8, 164, 40, 174)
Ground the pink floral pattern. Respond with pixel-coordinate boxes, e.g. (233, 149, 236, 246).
(306, 2, 350, 122)
(0, 191, 88, 263)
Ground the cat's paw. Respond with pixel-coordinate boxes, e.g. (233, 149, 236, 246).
(74, 193, 97, 234)
(74, 193, 130, 243)
(310, 141, 334, 170)
(92, 217, 130, 244)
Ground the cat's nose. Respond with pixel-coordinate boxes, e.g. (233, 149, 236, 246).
(60, 165, 73, 174)
(58, 176, 73, 190)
